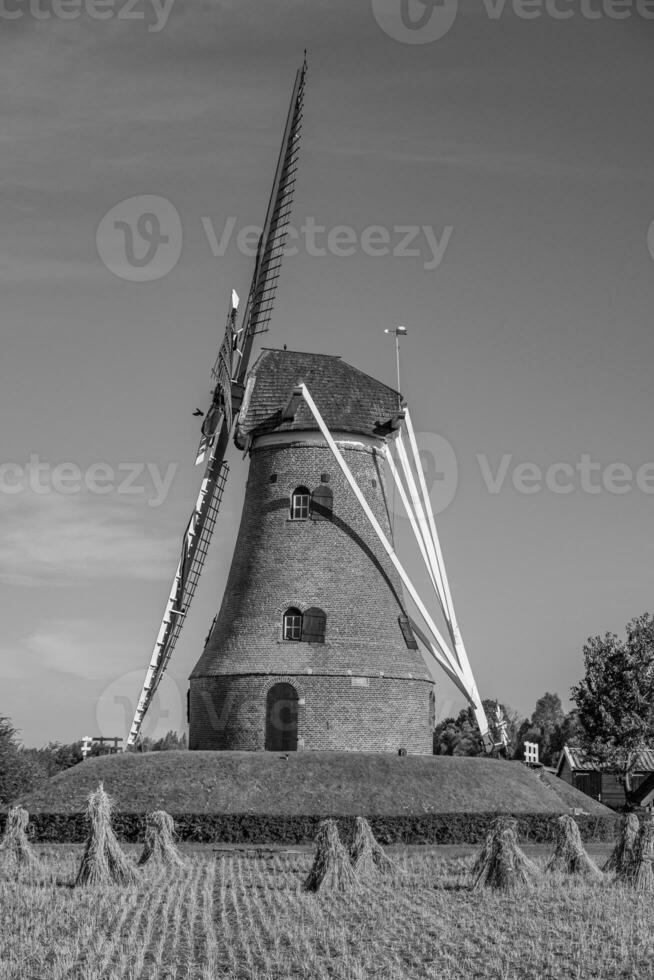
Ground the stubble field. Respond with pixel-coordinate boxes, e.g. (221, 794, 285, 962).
(1, 844, 653, 980)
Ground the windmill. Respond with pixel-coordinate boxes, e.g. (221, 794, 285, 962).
(127, 57, 507, 755)
(126, 57, 307, 748)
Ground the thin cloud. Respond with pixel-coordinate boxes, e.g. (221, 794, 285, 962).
(0, 255, 105, 285)
(317, 139, 653, 182)
(22, 619, 139, 680)
(3, 618, 147, 684)
(0, 491, 179, 587)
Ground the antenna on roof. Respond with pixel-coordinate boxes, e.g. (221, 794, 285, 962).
(384, 325, 407, 407)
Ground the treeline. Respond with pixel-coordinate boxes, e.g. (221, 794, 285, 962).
(435, 612, 654, 781)
(433, 693, 578, 767)
(0, 720, 187, 806)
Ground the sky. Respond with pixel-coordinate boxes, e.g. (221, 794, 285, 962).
(2, 0, 653, 746)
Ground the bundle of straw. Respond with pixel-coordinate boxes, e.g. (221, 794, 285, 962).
(632, 816, 654, 893)
(0, 806, 37, 870)
(75, 783, 137, 887)
(472, 816, 539, 892)
(138, 810, 184, 868)
(604, 812, 639, 876)
(545, 814, 602, 878)
(349, 816, 394, 879)
(304, 819, 360, 894)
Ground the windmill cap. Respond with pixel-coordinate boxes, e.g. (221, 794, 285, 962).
(384, 325, 407, 336)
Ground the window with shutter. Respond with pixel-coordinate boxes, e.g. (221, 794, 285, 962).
(398, 614, 419, 650)
(290, 487, 310, 520)
(311, 485, 333, 520)
(283, 607, 303, 641)
(301, 606, 327, 643)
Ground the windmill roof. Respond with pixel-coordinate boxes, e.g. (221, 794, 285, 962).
(556, 744, 654, 775)
(235, 349, 403, 447)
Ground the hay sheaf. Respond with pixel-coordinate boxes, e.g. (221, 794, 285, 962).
(546, 815, 602, 878)
(349, 816, 394, 879)
(632, 817, 654, 893)
(0, 807, 37, 871)
(304, 819, 360, 894)
(138, 811, 184, 868)
(75, 783, 137, 887)
(472, 816, 540, 892)
(604, 812, 639, 876)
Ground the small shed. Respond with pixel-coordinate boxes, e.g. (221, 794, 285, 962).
(556, 745, 654, 810)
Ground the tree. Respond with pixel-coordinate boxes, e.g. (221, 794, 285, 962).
(134, 730, 188, 753)
(433, 700, 524, 757)
(0, 717, 44, 804)
(571, 613, 654, 799)
(433, 709, 480, 756)
(549, 709, 581, 763)
(514, 692, 566, 766)
(21, 742, 84, 777)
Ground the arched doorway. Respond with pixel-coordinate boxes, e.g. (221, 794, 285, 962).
(265, 683, 299, 751)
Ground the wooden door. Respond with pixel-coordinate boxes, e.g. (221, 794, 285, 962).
(265, 683, 299, 751)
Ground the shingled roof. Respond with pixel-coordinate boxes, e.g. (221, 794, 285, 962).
(557, 745, 654, 774)
(234, 349, 403, 447)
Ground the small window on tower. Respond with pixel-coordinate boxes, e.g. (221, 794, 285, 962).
(290, 487, 310, 520)
(283, 607, 303, 641)
(311, 485, 333, 521)
(301, 607, 327, 643)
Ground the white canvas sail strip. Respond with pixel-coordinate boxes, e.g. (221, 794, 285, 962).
(299, 383, 460, 678)
(382, 443, 447, 620)
(298, 382, 494, 751)
(408, 617, 472, 700)
(403, 407, 478, 695)
(394, 433, 455, 647)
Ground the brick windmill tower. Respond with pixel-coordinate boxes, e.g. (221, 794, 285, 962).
(188, 349, 435, 754)
(127, 59, 502, 756)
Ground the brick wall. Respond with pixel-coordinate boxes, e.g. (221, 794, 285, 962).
(189, 436, 434, 754)
(190, 673, 433, 754)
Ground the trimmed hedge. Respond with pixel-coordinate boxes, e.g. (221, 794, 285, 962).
(0, 811, 618, 845)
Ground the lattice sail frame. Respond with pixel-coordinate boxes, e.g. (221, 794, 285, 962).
(127, 59, 308, 747)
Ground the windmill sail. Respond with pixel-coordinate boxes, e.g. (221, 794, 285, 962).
(195, 291, 240, 465)
(234, 58, 306, 379)
(126, 58, 307, 747)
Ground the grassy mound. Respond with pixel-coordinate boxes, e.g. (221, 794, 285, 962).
(18, 752, 610, 817)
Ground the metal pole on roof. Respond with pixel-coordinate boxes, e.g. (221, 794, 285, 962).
(384, 325, 407, 407)
(384, 325, 407, 537)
